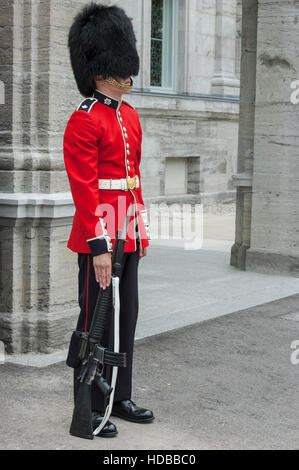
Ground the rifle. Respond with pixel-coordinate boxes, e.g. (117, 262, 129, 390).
(69, 206, 132, 439)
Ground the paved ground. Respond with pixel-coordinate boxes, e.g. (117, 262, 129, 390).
(136, 241, 299, 339)
(1, 292, 299, 450)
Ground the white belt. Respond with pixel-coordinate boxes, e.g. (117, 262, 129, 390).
(99, 175, 140, 191)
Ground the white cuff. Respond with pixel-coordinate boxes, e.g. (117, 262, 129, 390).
(87, 218, 112, 254)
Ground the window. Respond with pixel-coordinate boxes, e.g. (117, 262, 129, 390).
(150, 0, 176, 90)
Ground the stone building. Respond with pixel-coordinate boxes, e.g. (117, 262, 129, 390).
(0, 0, 241, 354)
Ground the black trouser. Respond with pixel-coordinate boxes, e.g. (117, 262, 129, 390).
(73, 239, 140, 413)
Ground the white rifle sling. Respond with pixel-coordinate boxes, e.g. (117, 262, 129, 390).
(93, 275, 120, 436)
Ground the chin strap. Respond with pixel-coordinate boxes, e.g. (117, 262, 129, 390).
(104, 76, 133, 92)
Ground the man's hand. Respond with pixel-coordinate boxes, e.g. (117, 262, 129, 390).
(139, 245, 147, 259)
(93, 252, 112, 289)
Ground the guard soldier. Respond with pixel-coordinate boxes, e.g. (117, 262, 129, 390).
(63, 3, 154, 437)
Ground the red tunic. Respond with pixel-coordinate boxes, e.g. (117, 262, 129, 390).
(63, 90, 150, 255)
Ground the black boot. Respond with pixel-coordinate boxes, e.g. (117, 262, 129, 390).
(112, 400, 155, 423)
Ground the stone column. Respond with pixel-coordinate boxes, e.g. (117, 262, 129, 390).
(211, 0, 240, 96)
(232, 0, 299, 276)
(245, 0, 299, 276)
(230, 0, 257, 269)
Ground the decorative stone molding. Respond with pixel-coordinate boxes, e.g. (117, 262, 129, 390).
(0, 193, 74, 219)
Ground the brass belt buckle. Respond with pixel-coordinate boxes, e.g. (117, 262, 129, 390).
(127, 177, 136, 190)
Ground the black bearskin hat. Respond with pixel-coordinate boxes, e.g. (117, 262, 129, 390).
(68, 2, 140, 97)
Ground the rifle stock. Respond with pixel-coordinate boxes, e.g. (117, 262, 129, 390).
(69, 382, 93, 439)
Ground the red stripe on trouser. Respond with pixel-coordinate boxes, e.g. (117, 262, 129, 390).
(84, 255, 90, 332)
